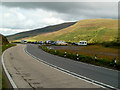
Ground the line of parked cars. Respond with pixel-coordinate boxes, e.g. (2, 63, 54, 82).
(42, 40, 68, 45)
(21, 40, 87, 46)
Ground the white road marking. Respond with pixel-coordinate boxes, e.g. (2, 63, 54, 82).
(24, 46, 119, 90)
(2, 44, 118, 90)
(1, 47, 18, 90)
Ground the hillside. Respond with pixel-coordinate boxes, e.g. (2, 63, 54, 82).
(7, 22, 76, 41)
(27, 19, 118, 43)
(0, 34, 9, 45)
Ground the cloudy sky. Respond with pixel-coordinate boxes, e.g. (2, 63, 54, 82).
(0, 1, 118, 36)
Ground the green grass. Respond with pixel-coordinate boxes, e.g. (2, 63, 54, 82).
(2, 44, 16, 52)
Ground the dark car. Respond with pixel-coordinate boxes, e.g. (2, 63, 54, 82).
(71, 42, 78, 45)
(51, 41, 56, 45)
(39, 41, 44, 44)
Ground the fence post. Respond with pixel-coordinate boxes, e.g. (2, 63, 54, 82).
(113, 58, 117, 67)
(76, 53, 79, 60)
(94, 54, 97, 62)
(64, 52, 67, 57)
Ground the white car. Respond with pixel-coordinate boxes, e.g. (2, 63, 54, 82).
(56, 41, 68, 45)
(77, 41, 87, 46)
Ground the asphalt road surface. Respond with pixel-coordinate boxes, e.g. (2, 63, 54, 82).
(26, 44, 120, 89)
(3, 44, 102, 88)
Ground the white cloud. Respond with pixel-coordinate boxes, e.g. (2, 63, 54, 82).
(0, 6, 66, 35)
(44, 17, 64, 24)
(0, 28, 29, 36)
(1, 6, 66, 28)
(0, 2, 118, 36)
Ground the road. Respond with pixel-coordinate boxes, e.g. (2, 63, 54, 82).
(26, 44, 120, 89)
(2, 44, 102, 88)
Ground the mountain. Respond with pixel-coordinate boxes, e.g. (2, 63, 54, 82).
(7, 22, 76, 41)
(27, 19, 118, 43)
(0, 34, 9, 45)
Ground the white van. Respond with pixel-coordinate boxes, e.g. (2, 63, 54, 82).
(77, 41, 87, 46)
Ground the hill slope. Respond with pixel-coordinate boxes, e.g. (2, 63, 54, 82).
(27, 19, 118, 43)
(0, 34, 9, 45)
(7, 22, 76, 41)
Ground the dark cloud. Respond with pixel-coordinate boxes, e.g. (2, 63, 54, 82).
(2, 2, 92, 13)
(0, 2, 118, 35)
(2, 2, 118, 19)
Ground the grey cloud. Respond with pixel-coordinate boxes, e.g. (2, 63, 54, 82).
(2, 2, 118, 19)
(0, 2, 118, 35)
(2, 2, 93, 13)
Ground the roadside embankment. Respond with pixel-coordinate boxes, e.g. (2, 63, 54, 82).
(40, 45, 120, 71)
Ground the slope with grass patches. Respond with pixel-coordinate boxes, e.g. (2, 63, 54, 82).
(27, 19, 118, 43)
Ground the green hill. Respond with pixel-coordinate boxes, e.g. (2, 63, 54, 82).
(7, 22, 76, 41)
(27, 19, 118, 43)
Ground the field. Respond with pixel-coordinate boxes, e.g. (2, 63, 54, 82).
(48, 45, 119, 61)
(41, 45, 120, 70)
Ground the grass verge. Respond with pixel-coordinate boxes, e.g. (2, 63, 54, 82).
(40, 45, 120, 71)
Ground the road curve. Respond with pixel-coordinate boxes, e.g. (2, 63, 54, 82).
(26, 44, 120, 89)
(3, 44, 101, 88)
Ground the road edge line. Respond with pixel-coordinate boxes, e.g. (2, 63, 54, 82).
(24, 46, 119, 90)
(1, 48, 18, 89)
(47, 46, 119, 72)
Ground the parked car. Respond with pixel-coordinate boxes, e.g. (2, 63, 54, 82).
(56, 41, 68, 45)
(21, 40, 27, 43)
(71, 42, 78, 45)
(33, 41, 39, 44)
(39, 41, 44, 44)
(77, 41, 87, 46)
(45, 40, 52, 44)
(66, 42, 72, 45)
(51, 41, 56, 45)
